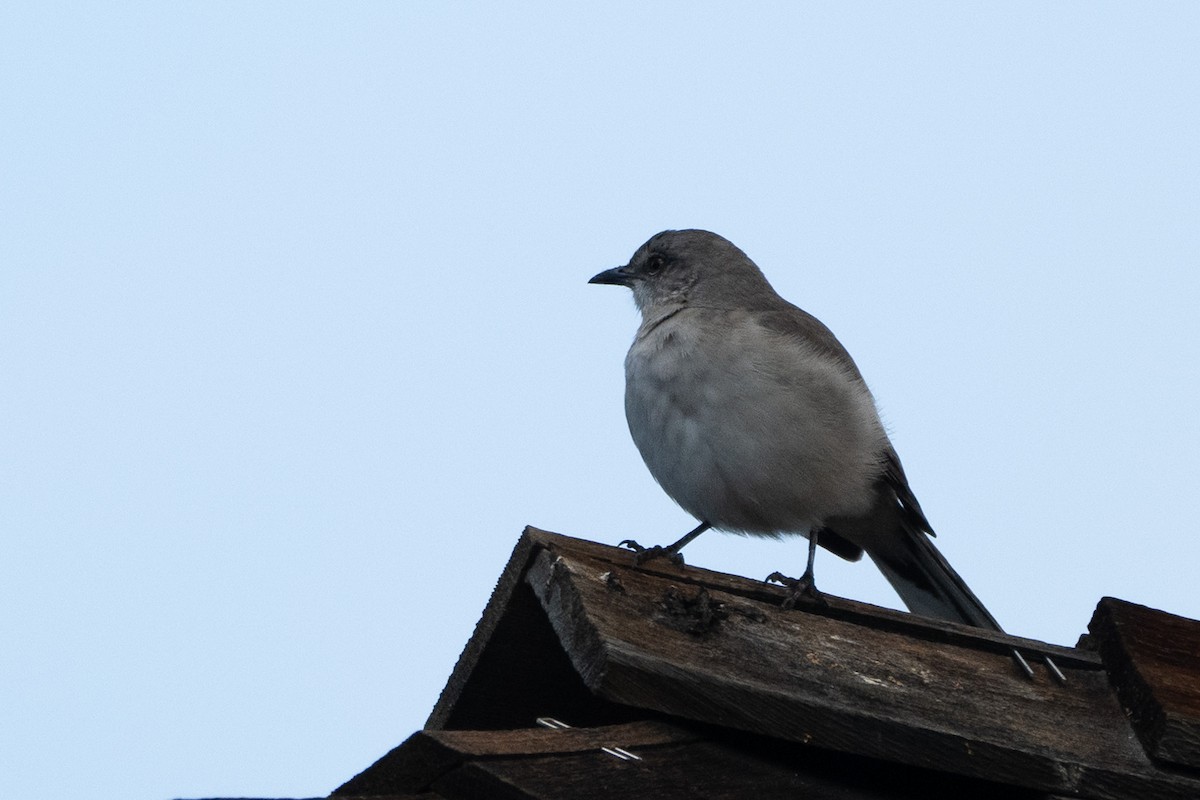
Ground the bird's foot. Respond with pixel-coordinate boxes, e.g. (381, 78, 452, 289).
(619, 539, 686, 566)
(766, 570, 826, 610)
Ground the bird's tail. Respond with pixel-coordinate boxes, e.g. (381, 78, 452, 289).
(868, 521, 1002, 632)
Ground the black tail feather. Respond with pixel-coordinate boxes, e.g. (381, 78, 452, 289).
(870, 524, 1002, 631)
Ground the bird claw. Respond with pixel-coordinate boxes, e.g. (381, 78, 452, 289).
(766, 570, 826, 610)
(619, 539, 685, 566)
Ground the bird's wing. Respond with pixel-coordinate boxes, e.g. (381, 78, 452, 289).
(749, 304, 867, 562)
(755, 304, 869, 384)
(881, 445, 936, 537)
(759, 304, 936, 539)
(813, 526, 865, 562)
(755, 304, 996, 627)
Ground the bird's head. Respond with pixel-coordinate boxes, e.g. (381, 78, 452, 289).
(589, 229, 776, 314)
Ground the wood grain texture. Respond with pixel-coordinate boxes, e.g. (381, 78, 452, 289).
(520, 529, 1200, 799)
(335, 719, 1048, 800)
(333, 721, 696, 797)
(411, 527, 1200, 799)
(523, 527, 1099, 667)
(1089, 597, 1200, 769)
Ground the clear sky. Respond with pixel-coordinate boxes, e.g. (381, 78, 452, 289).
(3, 4, 1198, 799)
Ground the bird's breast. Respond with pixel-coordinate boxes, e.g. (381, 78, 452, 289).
(622, 309, 885, 534)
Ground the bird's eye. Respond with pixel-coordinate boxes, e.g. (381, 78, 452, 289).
(644, 254, 665, 274)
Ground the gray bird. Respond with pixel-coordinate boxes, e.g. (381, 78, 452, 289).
(589, 229, 1001, 631)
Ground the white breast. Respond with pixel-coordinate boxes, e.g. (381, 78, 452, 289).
(623, 308, 887, 536)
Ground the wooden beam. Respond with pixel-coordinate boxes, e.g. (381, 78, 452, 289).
(520, 529, 1200, 799)
(1089, 597, 1200, 769)
(333, 719, 1046, 800)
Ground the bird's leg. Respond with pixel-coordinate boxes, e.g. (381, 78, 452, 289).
(766, 529, 826, 609)
(620, 521, 711, 566)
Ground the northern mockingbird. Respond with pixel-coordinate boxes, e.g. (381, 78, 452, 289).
(590, 230, 1059, 679)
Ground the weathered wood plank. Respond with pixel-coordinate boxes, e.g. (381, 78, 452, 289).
(524, 540, 1200, 799)
(332, 721, 697, 797)
(443, 740, 944, 800)
(425, 534, 543, 730)
(427, 720, 699, 756)
(1089, 597, 1200, 768)
(522, 527, 1099, 669)
(333, 730, 462, 796)
(336, 720, 1047, 800)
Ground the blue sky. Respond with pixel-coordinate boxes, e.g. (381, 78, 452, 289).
(3, 4, 1198, 799)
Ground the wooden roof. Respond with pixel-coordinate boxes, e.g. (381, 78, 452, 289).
(332, 528, 1200, 800)
(202, 527, 1200, 800)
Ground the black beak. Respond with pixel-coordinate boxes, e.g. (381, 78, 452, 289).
(588, 264, 634, 286)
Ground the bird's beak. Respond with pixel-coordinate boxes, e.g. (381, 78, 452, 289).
(588, 264, 634, 286)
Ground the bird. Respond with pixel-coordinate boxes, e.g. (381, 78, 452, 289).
(589, 230, 1057, 682)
